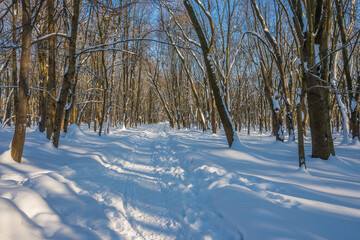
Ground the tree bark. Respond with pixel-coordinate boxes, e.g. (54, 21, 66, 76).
(297, 74, 306, 168)
(63, 73, 78, 133)
(260, 62, 284, 141)
(99, 51, 108, 136)
(38, 39, 47, 132)
(315, 0, 335, 157)
(335, 0, 357, 139)
(184, 0, 237, 147)
(352, 73, 360, 140)
(11, 0, 32, 163)
(46, 0, 56, 140)
(52, 0, 80, 147)
(211, 95, 217, 134)
(291, 0, 334, 159)
(12, 2, 19, 125)
(5, 71, 12, 126)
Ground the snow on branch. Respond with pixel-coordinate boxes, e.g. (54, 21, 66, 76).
(32, 33, 70, 43)
(0, 33, 70, 49)
(242, 31, 276, 60)
(305, 29, 360, 73)
(76, 38, 200, 57)
(0, 85, 58, 101)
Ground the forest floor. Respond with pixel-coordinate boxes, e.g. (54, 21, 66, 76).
(0, 123, 360, 240)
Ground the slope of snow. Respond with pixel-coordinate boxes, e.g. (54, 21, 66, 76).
(0, 123, 359, 239)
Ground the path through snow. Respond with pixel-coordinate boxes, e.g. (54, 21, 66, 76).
(0, 123, 360, 239)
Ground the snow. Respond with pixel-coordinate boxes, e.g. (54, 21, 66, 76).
(331, 66, 350, 144)
(0, 60, 8, 72)
(65, 102, 72, 111)
(302, 13, 308, 34)
(315, 44, 320, 64)
(296, 88, 301, 105)
(351, 99, 357, 112)
(0, 123, 360, 239)
(272, 97, 280, 112)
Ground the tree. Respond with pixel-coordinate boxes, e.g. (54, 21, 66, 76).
(52, 0, 81, 148)
(11, 0, 33, 163)
(2, 0, 359, 166)
(159, 4, 207, 131)
(289, 0, 335, 159)
(250, 0, 295, 141)
(183, 0, 238, 147)
(334, 0, 359, 140)
(45, 0, 56, 140)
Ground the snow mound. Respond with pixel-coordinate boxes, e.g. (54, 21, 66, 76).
(0, 150, 14, 164)
(0, 182, 95, 240)
(350, 137, 360, 147)
(65, 124, 87, 142)
(0, 197, 43, 240)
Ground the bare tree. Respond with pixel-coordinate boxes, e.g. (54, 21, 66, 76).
(288, 0, 335, 159)
(183, 0, 238, 147)
(11, 0, 33, 163)
(250, 0, 295, 141)
(52, 0, 81, 147)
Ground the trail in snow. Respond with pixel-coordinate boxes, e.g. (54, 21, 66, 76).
(0, 124, 240, 239)
(0, 123, 360, 239)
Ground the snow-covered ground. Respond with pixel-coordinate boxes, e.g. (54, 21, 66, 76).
(0, 123, 359, 240)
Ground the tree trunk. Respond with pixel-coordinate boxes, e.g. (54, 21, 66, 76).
(12, 2, 19, 125)
(292, 0, 334, 159)
(211, 95, 216, 134)
(251, 0, 294, 140)
(38, 40, 47, 132)
(52, 0, 80, 147)
(11, 0, 32, 163)
(260, 62, 284, 141)
(331, 51, 350, 143)
(63, 73, 78, 133)
(99, 51, 108, 136)
(297, 95, 306, 168)
(297, 74, 306, 168)
(46, 0, 56, 140)
(134, 63, 142, 127)
(315, 0, 335, 157)
(335, 0, 357, 139)
(352, 73, 360, 140)
(184, 0, 237, 147)
(5, 72, 12, 126)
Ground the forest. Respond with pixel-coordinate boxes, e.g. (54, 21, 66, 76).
(0, 0, 359, 163)
(0, 1, 360, 239)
